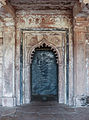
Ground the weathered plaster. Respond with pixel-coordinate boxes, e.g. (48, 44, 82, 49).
(1, 18, 16, 107)
(0, 20, 3, 105)
(73, 8, 89, 106)
(15, 10, 74, 106)
(0, 0, 89, 107)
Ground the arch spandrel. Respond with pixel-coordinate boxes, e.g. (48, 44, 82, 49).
(24, 31, 65, 66)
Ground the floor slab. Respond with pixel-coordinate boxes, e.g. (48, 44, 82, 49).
(0, 102, 89, 120)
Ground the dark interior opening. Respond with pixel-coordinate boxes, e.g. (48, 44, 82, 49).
(31, 43, 58, 102)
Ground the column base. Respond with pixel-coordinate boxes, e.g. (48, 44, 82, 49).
(74, 95, 87, 107)
(2, 97, 16, 107)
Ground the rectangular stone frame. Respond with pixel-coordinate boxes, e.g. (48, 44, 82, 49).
(20, 28, 69, 105)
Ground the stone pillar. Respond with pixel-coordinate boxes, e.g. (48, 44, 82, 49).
(74, 17, 87, 106)
(0, 21, 3, 105)
(85, 23, 89, 98)
(2, 18, 16, 107)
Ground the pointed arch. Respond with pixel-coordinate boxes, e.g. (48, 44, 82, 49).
(28, 39, 59, 64)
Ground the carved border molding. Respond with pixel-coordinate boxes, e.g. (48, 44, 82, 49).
(20, 28, 69, 105)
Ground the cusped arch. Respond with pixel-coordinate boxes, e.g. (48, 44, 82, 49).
(28, 40, 60, 64)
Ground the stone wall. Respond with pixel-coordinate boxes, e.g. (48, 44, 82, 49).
(15, 10, 74, 106)
(0, 1, 89, 107)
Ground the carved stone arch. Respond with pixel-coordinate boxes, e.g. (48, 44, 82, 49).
(28, 39, 60, 64)
(22, 29, 70, 106)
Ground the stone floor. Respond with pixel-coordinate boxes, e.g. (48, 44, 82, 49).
(0, 102, 89, 120)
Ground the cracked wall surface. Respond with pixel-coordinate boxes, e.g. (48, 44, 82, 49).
(0, 0, 89, 107)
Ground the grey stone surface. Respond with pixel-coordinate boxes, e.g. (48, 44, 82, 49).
(0, 102, 89, 120)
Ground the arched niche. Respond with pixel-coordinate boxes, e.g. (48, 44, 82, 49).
(30, 43, 59, 101)
(20, 29, 69, 105)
